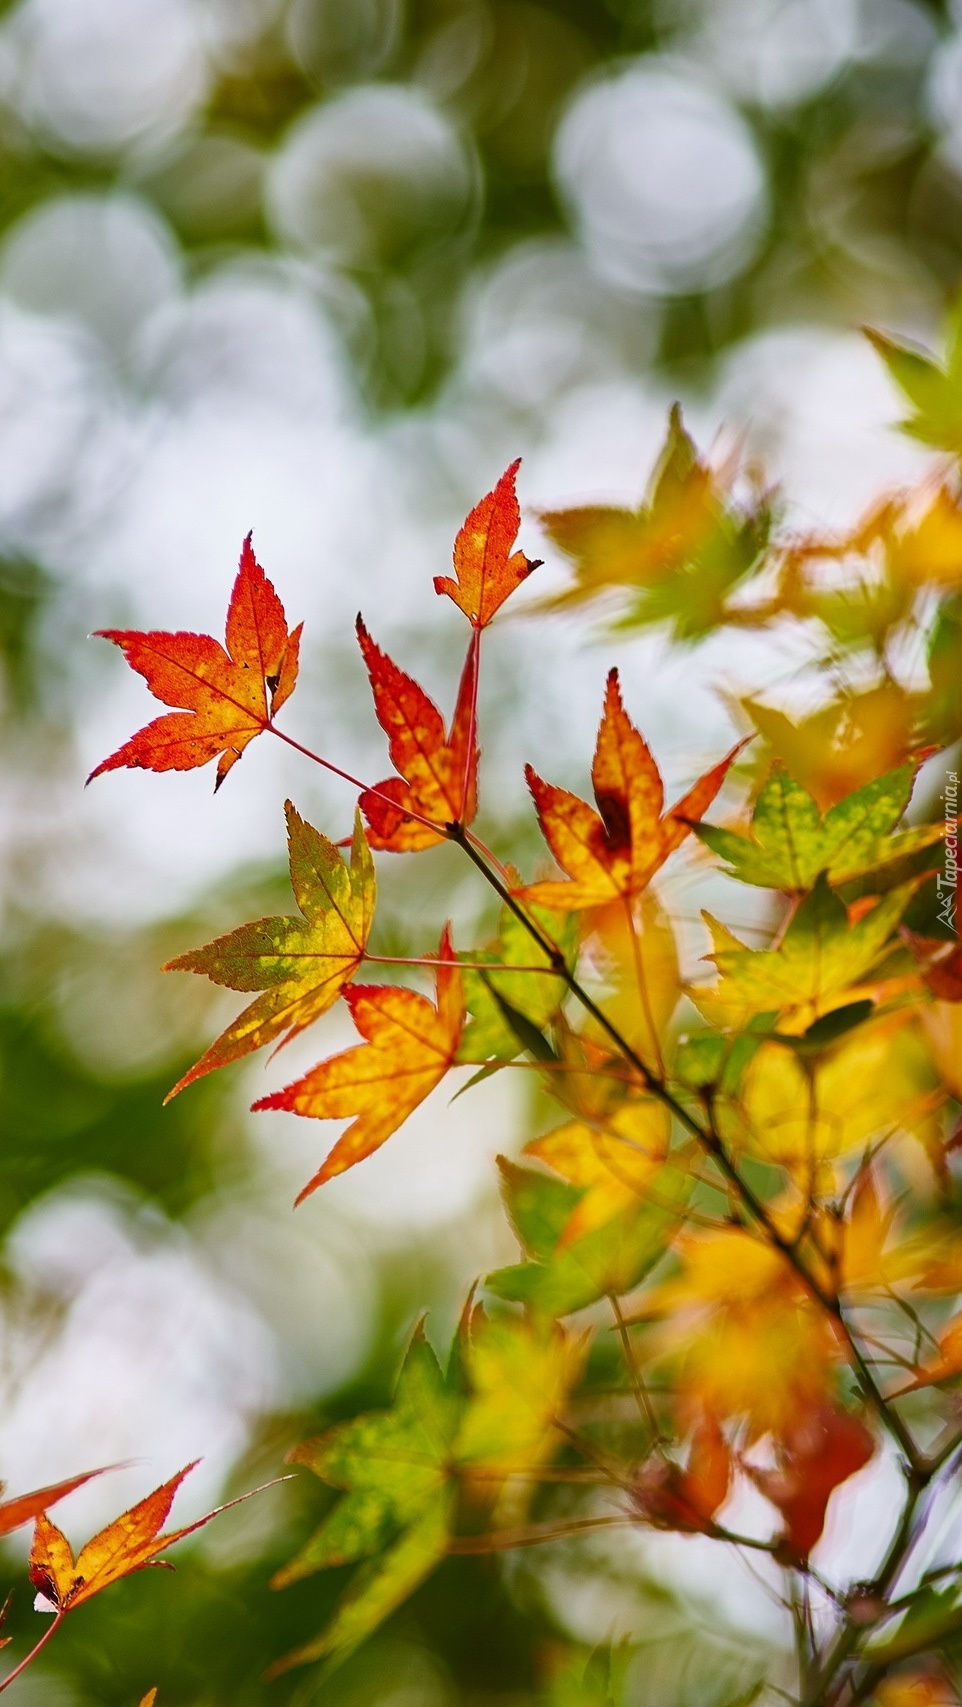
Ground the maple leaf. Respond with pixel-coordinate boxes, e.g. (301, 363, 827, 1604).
(645, 1226, 841, 1439)
(631, 1413, 732, 1535)
(270, 1325, 460, 1674)
(453, 1307, 585, 1476)
(695, 761, 944, 892)
(488, 1127, 688, 1318)
(536, 406, 771, 640)
(164, 805, 374, 1097)
(89, 536, 302, 791)
(0, 1468, 115, 1538)
(747, 1404, 874, 1562)
(694, 874, 919, 1032)
(725, 1014, 936, 1182)
(356, 618, 479, 850)
(520, 669, 745, 910)
(433, 460, 540, 629)
(27, 1462, 273, 1614)
(866, 320, 962, 454)
(253, 926, 464, 1200)
(740, 685, 919, 809)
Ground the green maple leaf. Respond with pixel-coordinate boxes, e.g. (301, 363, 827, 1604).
(271, 1324, 460, 1670)
(164, 805, 375, 1097)
(537, 406, 771, 642)
(695, 874, 918, 1030)
(694, 762, 943, 891)
(487, 1156, 687, 1317)
(867, 318, 962, 454)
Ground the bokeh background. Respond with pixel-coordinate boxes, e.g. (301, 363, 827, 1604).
(0, 0, 959, 1699)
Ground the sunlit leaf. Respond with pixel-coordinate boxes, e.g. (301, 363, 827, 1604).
(522, 669, 745, 910)
(164, 806, 375, 1096)
(356, 618, 478, 850)
(434, 459, 540, 628)
(89, 535, 301, 790)
(695, 762, 943, 891)
(253, 927, 464, 1198)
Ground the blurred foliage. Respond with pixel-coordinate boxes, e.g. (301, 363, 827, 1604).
(1, 0, 962, 1703)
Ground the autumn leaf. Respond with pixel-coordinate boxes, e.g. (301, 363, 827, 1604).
(434, 460, 540, 629)
(694, 874, 919, 1032)
(270, 1326, 460, 1674)
(747, 1404, 874, 1562)
(164, 805, 374, 1097)
(740, 685, 919, 810)
(695, 761, 944, 892)
(645, 1227, 841, 1439)
(0, 1468, 116, 1538)
(356, 618, 478, 850)
(536, 406, 771, 640)
(89, 535, 301, 791)
(631, 1413, 732, 1535)
(521, 669, 745, 910)
(488, 1128, 688, 1317)
(253, 926, 464, 1199)
(453, 1308, 585, 1476)
(724, 1014, 936, 1182)
(28, 1462, 275, 1614)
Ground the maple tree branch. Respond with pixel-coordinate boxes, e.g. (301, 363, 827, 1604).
(609, 1292, 664, 1448)
(447, 1515, 631, 1553)
(266, 723, 443, 837)
(449, 822, 923, 1473)
(0, 1611, 65, 1696)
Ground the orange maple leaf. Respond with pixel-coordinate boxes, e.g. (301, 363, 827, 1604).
(89, 535, 302, 791)
(356, 618, 479, 850)
(0, 1468, 115, 1538)
(254, 927, 464, 1200)
(631, 1413, 732, 1535)
(27, 1462, 275, 1615)
(520, 669, 745, 910)
(164, 805, 375, 1098)
(433, 460, 540, 629)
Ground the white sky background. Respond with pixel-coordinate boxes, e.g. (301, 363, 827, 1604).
(0, 0, 953, 1651)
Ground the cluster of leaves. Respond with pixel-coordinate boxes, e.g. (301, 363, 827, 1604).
(5, 317, 962, 1703)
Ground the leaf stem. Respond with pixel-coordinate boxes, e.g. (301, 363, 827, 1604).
(266, 723, 442, 837)
(0, 1612, 65, 1696)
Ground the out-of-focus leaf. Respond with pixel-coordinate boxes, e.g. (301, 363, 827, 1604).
(694, 875, 918, 1031)
(454, 1309, 584, 1473)
(866, 326, 962, 453)
(537, 406, 771, 640)
(488, 1138, 686, 1316)
(746, 1404, 874, 1562)
(356, 618, 478, 850)
(273, 1325, 460, 1590)
(89, 536, 301, 790)
(164, 806, 375, 1096)
(695, 763, 942, 891)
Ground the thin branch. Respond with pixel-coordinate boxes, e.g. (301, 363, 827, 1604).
(0, 1612, 65, 1696)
